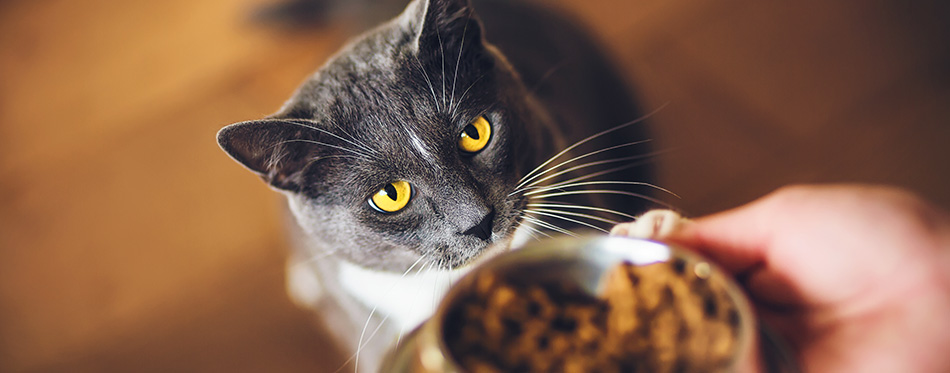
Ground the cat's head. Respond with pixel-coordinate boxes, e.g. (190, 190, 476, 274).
(218, 0, 556, 272)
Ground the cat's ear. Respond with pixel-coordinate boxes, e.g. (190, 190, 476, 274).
(404, 0, 485, 54)
(217, 119, 324, 192)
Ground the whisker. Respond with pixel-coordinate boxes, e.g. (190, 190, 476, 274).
(299, 154, 362, 172)
(531, 189, 676, 209)
(449, 8, 472, 112)
(451, 74, 484, 117)
(432, 257, 442, 310)
(437, 29, 446, 109)
(521, 215, 579, 237)
(513, 140, 650, 193)
(522, 153, 654, 190)
(353, 255, 427, 373)
(285, 119, 378, 156)
(348, 314, 392, 373)
(530, 153, 669, 194)
(335, 122, 378, 156)
(524, 209, 610, 233)
(413, 53, 441, 111)
(529, 207, 619, 226)
(520, 225, 547, 241)
(512, 212, 551, 241)
(331, 357, 353, 373)
(352, 310, 380, 373)
(515, 103, 668, 188)
(525, 180, 680, 199)
(526, 202, 639, 221)
(391, 259, 433, 354)
(528, 60, 566, 95)
(528, 226, 551, 240)
(391, 257, 430, 347)
(280, 139, 371, 159)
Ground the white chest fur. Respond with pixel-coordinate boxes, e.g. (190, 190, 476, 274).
(332, 223, 538, 333)
(285, 224, 533, 335)
(338, 261, 470, 333)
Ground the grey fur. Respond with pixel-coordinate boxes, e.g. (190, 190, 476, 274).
(218, 0, 653, 369)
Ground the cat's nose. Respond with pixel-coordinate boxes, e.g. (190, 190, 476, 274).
(462, 209, 495, 241)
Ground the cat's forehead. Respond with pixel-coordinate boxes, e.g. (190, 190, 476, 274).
(356, 112, 454, 169)
(286, 38, 484, 135)
(288, 18, 493, 115)
(273, 18, 502, 174)
(285, 36, 432, 118)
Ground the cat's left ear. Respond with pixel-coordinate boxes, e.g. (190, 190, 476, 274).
(217, 119, 327, 192)
(403, 0, 485, 54)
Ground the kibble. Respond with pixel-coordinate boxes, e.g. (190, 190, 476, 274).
(442, 259, 742, 372)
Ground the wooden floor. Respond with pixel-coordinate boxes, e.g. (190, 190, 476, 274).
(1, 0, 947, 371)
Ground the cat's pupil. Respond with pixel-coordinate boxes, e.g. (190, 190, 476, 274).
(463, 124, 481, 140)
(384, 184, 398, 201)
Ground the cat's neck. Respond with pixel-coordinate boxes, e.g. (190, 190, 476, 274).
(336, 223, 535, 333)
(338, 261, 468, 333)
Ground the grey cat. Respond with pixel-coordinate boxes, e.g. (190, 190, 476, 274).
(217, 0, 656, 370)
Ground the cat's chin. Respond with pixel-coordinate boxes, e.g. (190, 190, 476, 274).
(455, 239, 509, 271)
(452, 224, 529, 271)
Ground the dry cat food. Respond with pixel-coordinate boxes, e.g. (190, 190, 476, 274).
(441, 259, 742, 372)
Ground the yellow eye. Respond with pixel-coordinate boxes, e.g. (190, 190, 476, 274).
(369, 180, 412, 213)
(458, 116, 492, 154)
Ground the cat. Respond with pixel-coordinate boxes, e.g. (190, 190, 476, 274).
(217, 0, 665, 370)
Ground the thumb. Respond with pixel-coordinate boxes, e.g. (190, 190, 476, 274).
(663, 193, 809, 308)
(664, 198, 777, 276)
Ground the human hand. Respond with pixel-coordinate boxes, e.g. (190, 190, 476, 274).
(661, 185, 950, 372)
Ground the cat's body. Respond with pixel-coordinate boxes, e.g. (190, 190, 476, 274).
(218, 0, 655, 370)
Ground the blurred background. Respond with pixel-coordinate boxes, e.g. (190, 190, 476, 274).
(1, 0, 947, 371)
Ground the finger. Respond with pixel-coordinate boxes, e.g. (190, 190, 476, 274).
(756, 308, 809, 354)
(744, 268, 808, 308)
(665, 196, 778, 276)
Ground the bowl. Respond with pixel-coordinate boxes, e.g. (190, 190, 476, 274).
(383, 235, 796, 372)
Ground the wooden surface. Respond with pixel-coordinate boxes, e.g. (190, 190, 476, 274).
(1, 0, 947, 371)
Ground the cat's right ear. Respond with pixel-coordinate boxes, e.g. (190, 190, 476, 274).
(402, 0, 485, 54)
(217, 119, 323, 192)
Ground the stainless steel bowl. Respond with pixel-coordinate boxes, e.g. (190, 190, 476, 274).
(383, 235, 797, 372)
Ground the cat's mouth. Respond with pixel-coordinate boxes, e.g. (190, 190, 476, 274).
(448, 199, 530, 269)
(415, 192, 530, 271)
